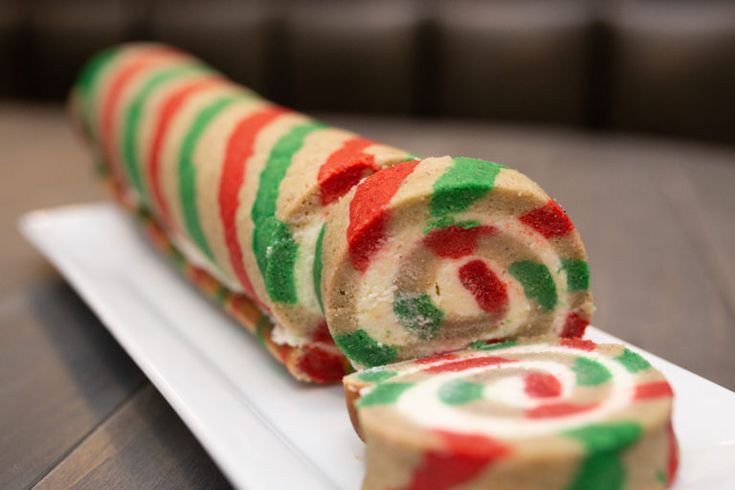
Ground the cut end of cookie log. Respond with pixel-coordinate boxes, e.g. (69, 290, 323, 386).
(322, 156, 594, 369)
(344, 337, 678, 490)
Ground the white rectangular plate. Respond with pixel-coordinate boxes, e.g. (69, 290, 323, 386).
(20, 203, 735, 490)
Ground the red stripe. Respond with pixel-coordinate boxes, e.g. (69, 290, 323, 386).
(524, 372, 562, 398)
(424, 225, 495, 259)
(296, 344, 346, 383)
(435, 431, 510, 459)
(525, 402, 598, 419)
(311, 320, 335, 345)
(634, 381, 674, 400)
(519, 199, 574, 239)
(100, 48, 180, 185)
(219, 106, 287, 303)
(470, 337, 511, 349)
(408, 431, 511, 490)
(561, 311, 589, 338)
(667, 420, 679, 484)
(317, 137, 379, 205)
(559, 337, 596, 351)
(424, 356, 515, 373)
(147, 76, 225, 225)
(458, 259, 509, 314)
(347, 159, 419, 272)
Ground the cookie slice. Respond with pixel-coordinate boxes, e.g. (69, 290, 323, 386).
(323, 157, 594, 368)
(344, 338, 678, 490)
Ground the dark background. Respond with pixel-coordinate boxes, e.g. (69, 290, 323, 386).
(2, 0, 735, 144)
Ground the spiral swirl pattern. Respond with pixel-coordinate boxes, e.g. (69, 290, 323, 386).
(323, 156, 594, 368)
(345, 338, 677, 490)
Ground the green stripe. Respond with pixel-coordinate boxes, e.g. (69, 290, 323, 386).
(334, 329, 397, 367)
(561, 259, 590, 291)
(563, 423, 642, 490)
(313, 224, 326, 313)
(573, 357, 612, 386)
(564, 422, 642, 453)
(393, 292, 444, 340)
(357, 382, 413, 407)
(509, 260, 558, 310)
(358, 369, 398, 383)
(251, 122, 324, 303)
(179, 95, 238, 260)
(122, 63, 209, 204)
(615, 348, 651, 373)
(439, 380, 484, 405)
(255, 219, 300, 303)
(255, 316, 273, 348)
(252, 122, 324, 225)
(424, 217, 481, 234)
(171, 247, 186, 268)
(214, 285, 228, 305)
(75, 47, 120, 138)
(565, 453, 625, 490)
(430, 157, 503, 217)
(77, 48, 118, 94)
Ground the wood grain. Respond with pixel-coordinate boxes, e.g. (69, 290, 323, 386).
(1, 103, 232, 489)
(0, 280, 145, 489)
(34, 384, 232, 490)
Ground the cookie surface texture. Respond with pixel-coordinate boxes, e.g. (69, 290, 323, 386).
(344, 338, 678, 490)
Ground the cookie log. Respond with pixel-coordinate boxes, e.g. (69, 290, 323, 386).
(71, 44, 594, 382)
(69, 43, 411, 382)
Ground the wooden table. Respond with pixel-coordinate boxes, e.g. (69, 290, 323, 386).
(2, 104, 734, 489)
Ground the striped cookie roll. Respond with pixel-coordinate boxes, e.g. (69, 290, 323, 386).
(70, 43, 412, 382)
(71, 44, 594, 382)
